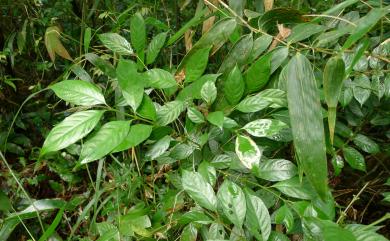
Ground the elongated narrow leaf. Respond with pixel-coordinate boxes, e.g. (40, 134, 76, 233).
(116, 59, 144, 111)
(242, 119, 287, 138)
(286, 53, 328, 199)
(353, 74, 371, 105)
(323, 56, 345, 144)
(352, 134, 380, 154)
(342, 8, 389, 50)
(80, 121, 130, 164)
(244, 191, 271, 241)
(146, 32, 168, 64)
(182, 170, 217, 211)
(201, 81, 217, 105)
(253, 159, 297, 181)
(157, 100, 186, 126)
(50, 80, 106, 106)
(130, 12, 146, 53)
(235, 134, 262, 169)
(236, 95, 270, 113)
(145, 69, 177, 89)
(194, 18, 237, 49)
(113, 124, 153, 152)
(184, 47, 211, 82)
(312, 0, 359, 22)
(98, 33, 133, 55)
(218, 34, 253, 74)
(41, 110, 105, 156)
(245, 54, 271, 93)
(287, 23, 327, 43)
(217, 180, 246, 227)
(250, 35, 273, 61)
(224, 65, 245, 105)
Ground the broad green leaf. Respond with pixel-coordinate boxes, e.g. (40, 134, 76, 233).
(259, 8, 305, 31)
(274, 205, 294, 232)
(187, 107, 205, 124)
(352, 134, 380, 154)
(116, 59, 144, 111)
(346, 38, 370, 76)
(257, 89, 287, 108)
(177, 74, 220, 101)
(312, 0, 359, 23)
(178, 211, 213, 225)
(6, 199, 65, 220)
(270, 47, 289, 74)
(184, 47, 211, 82)
(201, 81, 217, 105)
(236, 95, 270, 113)
(242, 119, 287, 138)
(41, 110, 105, 156)
(98, 33, 133, 55)
(0, 191, 11, 212)
(137, 94, 157, 121)
(130, 12, 146, 53)
(268, 231, 290, 241)
(286, 53, 328, 199)
(244, 191, 271, 241)
(323, 56, 345, 144)
(207, 111, 224, 129)
(244, 54, 271, 93)
(224, 65, 245, 105)
(253, 159, 297, 181)
(340, 86, 354, 107)
(80, 121, 130, 164)
(70, 64, 92, 82)
(170, 143, 194, 160)
(218, 34, 253, 74)
(235, 134, 262, 169)
(50, 80, 106, 106)
(146, 32, 168, 64)
(145, 68, 177, 89)
(322, 226, 357, 241)
(113, 124, 153, 152)
(228, 0, 246, 17)
(198, 161, 217, 187)
(96, 222, 119, 241)
(287, 23, 327, 43)
(217, 180, 246, 227)
(343, 146, 366, 171)
(157, 100, 186, 126)
(182, 170, 217, 211)
(180, 224, 197, 241)
(85, 53, 116, 78)
(250, 35, 273, 61)
(145, 135, 171, 160)
(331, 155, 344, 176)
(207, 223, 226, 240)
(342, 8, 389, 50)
(353, 75, 371, 106)
(272, 177, 314, 200)
(194, 18, 237, 49)
(347, 226, 388, 241)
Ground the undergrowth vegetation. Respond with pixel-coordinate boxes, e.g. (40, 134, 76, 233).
(1, 0, 390, 240)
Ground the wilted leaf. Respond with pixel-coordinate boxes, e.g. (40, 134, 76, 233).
(44, 26, 73, 62)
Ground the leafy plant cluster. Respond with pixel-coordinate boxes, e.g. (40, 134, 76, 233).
(1, 0, 390, 240)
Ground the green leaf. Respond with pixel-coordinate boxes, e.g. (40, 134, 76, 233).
(41, 110, 105, 156)
(352, 134, 380, 154)
(146, 32, 168, 65)
(145, 68, 177, 89)
(224, 65, 245, 105)
(253, 159, 297, 181)
(217, 180, 246, 227)
(259, 8, 305, 31)
(137, 94, 157, 121)
(80, 121, 130, 164)
(353, 75, 371, 105)
(346, 38, 370, 76)
(182, 170, 218, 211)
(130, 12, 146, 53)
(312, 0, 359, 23)
(235, 95, 270, 113)
(268, 231, 290, 241)
(50, 80, 106, 106)
(235, 134, 262, 169)
(342, 8, 389, 50)
(157, 100, 186, 126)
(286, 53, 329, 199)
(257, 89, 287, 108)
(287, 23, 327, 43)
(272, 177, 314, 200)
(323, 56, 345, 144)
(178, 211, 213, 225)
(187, 107, 205, 124)
(184, 47, 211, 82)
(194, 18, 237, 49)
(113, 124, 153, 152)
(343, 146, 366, 171)
(116, 59, 144, 111)
(244, 54, 271, 93)
(70, 64, 92, 82)
(0, 191, 11, 212)
(180, 224, 198, 241)
(270, 47, 289, 74)
(98, 33, 133, 55)
(85, 53, 116, 78)
(275, 205, 294, 232)
(207, 111, 224, 129)
(145, 135, 171, 160)
(244, 190, 271, 241)
(177, 74, 220, 101)
(201, 81, 217, 105)
(242, 119, 287, 138)
(331, 155, 344, 176)
(250, 35, 273, 62)
(218, 34, 253, 74)
(198, 161, 217, 187)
